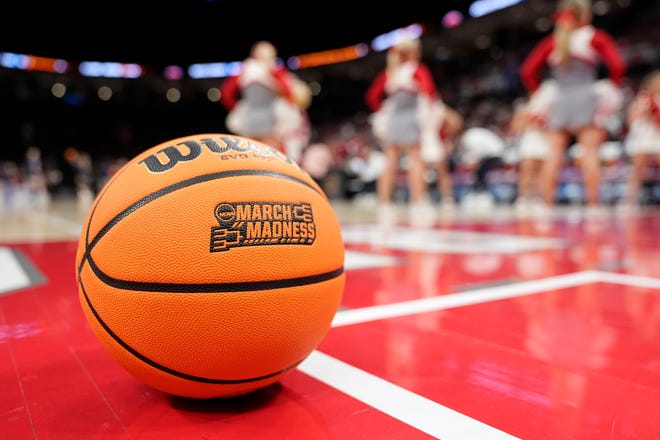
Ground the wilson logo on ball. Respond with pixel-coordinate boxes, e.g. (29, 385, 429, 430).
(210, 202, 316, 252)
(138, 135, 296, 173)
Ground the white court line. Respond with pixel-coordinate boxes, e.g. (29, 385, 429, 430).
(591, 271, 660, 290)
(332, 270, 601, 327)
(341, 225, 566, 254)
(303, 270, 660, 438)
(0, 247, 31, 294)
(299, 350, 520, 439)
(344, 249, 401, 271)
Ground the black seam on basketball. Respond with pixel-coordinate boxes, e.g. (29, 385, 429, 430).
(80, 197, 105, 275)
(79, 159, 137, 275)
(88, 252, 344, 291)
(79, 169, 323, 268)
(78, 276, 306, 384)
(78, 168, 334, 292)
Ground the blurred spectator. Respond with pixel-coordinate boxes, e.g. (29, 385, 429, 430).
(219, 40, 304, 153)
(75, 151, 95, 212)
(300, 142, 335, 194)
(344, 142, 386, 206)
(621, 69, 660, 209)
(57, 147, 80, 197)
(424, 101, 463, 213)
(456, 125, 506, 214)
(22, 145, 50, 212)
(58, 146, 95, 211)
(0, 161, 21, 215)
(520, 0, 626, 214)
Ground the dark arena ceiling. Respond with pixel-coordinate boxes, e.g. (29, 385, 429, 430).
(2, 1, 461, 66)
(1, 1, 647, 72)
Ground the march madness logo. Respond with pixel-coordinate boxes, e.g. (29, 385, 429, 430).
(210, 202, 316, 252)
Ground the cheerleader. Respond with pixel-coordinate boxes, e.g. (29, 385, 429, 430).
(219, 41, 303, 153)
(366, 38, 439, 226)
(520, 0, 625, 212)
(510, 80, 555, 215)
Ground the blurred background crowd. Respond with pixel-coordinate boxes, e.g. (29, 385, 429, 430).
(0, 0, 658, 216)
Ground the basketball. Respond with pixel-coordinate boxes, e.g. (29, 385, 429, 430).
(75, 133, 346, 399)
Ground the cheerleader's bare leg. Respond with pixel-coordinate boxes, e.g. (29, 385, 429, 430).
(377, 145, 401, 204)
(541, 130, 569, 206)
(624, 153, 647, 206)
(406, 145, 427, 204)
(577, 126, 607, 207)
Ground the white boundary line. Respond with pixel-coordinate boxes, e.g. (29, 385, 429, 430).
(331, 270, 601, 328)
(0, 247, 31, 294)
(299, 351, 521, 439)
(301, 270, 660, 439)
(592, 271, 660, 290)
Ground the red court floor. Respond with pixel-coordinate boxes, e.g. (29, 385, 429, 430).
(1, 199, 659, 439)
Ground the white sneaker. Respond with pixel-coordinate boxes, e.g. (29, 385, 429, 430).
(513, 197, 530, 217)
(475, 192, 495, 216)
(377, 202, 398, 228)
(460, 193, 477, 213)
(531, 202, 553, 220)
(615, 200, 640, 215)
(409, 201, 435, 228)
(584, 204, 608, 219)
(439, 199, 457, 215)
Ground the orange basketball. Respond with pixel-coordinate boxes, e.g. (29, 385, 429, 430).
(75, 134, 345, 399)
